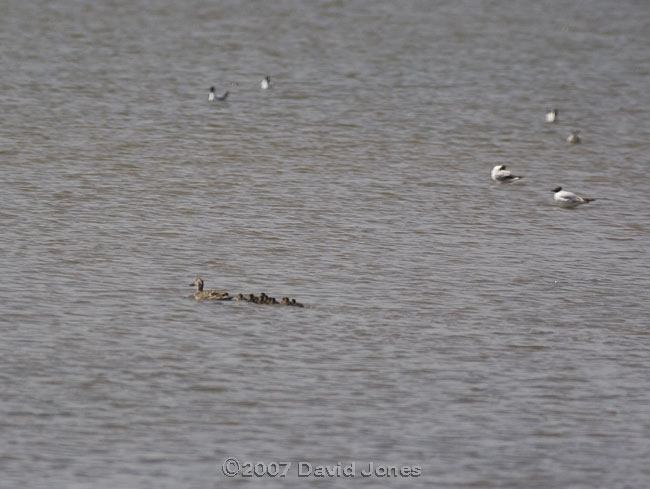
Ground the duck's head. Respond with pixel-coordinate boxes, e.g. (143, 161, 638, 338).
(191, 278, 204, 291)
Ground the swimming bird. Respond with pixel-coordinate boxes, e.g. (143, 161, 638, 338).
(567, 131, 581, 144)
(552, 186, 595, 208)
(545, 109, 558, 123)
(289, 298, 304, 308)
(261, 75, 272, 89)
(209, 87, 229, 102)
(491, 165, 523, 183)
(190, 278, 232, 300)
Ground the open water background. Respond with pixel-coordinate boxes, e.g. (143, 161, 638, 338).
(1, 0, 650, 487)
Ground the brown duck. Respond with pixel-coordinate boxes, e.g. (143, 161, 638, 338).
(190, 278, 231, 301)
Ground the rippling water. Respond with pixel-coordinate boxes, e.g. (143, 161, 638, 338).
(2, 0, 650, 487)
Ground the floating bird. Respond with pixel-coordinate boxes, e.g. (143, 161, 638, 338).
(209, 86, 229, 102)
(567, 131, 581, 144)
(261, 75, 272, 89)
(289, 298, 304, 307)
(189, 280, 305, 306)
(545, 109, 558, 123)
(552, 186, 595, 208)
(190, 278, 232, 300)
(491, 165, 523, 183)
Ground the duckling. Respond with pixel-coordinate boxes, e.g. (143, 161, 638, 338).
(267, 297, 278, 305)
(190, 278, 231, 301)
(247, 293, 257, 302)
(235, 293, 244, 301)
(289, 298, 304, 308)
(281, 297, 290, 305)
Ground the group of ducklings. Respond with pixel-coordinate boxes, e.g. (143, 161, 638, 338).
(234, 292, 303, 307)
(190, 278, 303, 307)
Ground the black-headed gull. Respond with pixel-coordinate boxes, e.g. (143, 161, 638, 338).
(209, 87, 229, 102)
(261, 75, 272, 89)
(491, 165, 523, 183)
(552, 186, 595, 208)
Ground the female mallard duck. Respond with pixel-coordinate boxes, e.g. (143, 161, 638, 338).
(190, 278, 231, 301)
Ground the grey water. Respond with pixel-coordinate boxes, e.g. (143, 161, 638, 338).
(2, 0, 650, 487)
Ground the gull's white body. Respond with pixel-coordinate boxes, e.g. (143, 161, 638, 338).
(552, 187, 594, 208)
(545, 109, 558, 122)
(491, 165, 523, 183)
(567, 131, 581, 144)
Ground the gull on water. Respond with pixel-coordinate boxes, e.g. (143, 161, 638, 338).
(545, 109, 558, 123)
(261, 75, 272, 89)
(567, 131, 581, 144)
(552, 186, 595, 208)
(208, 86, 229, 102)
(491, 165, 523, 183)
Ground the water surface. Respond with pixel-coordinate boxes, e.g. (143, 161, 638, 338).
(1, 1, 650, 487)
